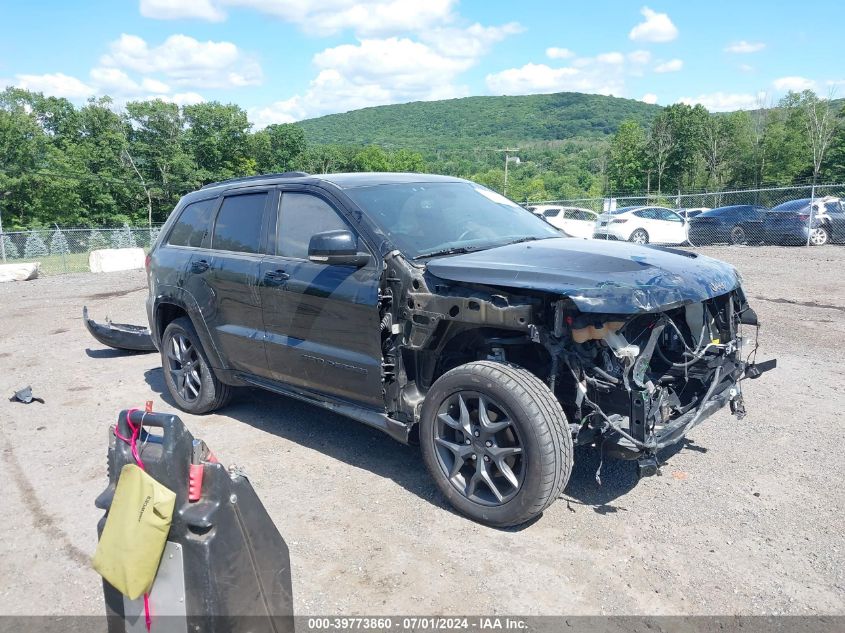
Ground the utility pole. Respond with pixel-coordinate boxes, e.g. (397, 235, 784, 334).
(492, 148, 520, 197)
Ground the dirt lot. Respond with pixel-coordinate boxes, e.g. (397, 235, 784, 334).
(1, 246, 843, 617)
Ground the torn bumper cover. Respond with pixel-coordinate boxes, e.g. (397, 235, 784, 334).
(597, 353, 776, 460)
(83, 306, 156, 352)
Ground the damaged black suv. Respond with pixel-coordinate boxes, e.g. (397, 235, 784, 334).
(146, 172, 771, 526)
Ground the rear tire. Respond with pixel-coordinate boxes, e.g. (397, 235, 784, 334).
(161, 317, 233, 414)
(629, 229, 649, 244)
(419, 361, 572, 527)
(730, 225, 747, 244)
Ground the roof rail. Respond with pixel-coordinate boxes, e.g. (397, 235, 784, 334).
(200, 171, 310, 190)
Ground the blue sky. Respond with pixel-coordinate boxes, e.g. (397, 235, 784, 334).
(1, 1, 842, 126)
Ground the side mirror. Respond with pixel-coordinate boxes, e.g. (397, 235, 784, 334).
(308, 230, 369, 267)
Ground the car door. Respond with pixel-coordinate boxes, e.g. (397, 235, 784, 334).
(824, 200, 845, 242)
(655, 208, 686, 244)
(634, 208, 660, 240)
(559, 209, 579, 236)
(260, 188, 384, 408)
(575, 209, 599, 238)
(542, 208, 563, 231)
(188, 188, 272, 377)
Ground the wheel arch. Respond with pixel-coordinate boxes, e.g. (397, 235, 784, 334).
(154, 297, 226, 370)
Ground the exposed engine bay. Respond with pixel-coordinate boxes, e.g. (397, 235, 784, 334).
(553, 292, 766, 473)
(377, 247, 776, 477)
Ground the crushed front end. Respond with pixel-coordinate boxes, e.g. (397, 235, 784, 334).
(546, 288, 774, 475)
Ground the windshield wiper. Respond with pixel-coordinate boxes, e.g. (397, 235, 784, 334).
(496, 236, 555, 247)
(413, 245, 484, 260)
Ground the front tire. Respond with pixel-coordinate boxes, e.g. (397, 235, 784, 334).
(161, 317, 233, 414)
(420, 361, 572, 527)
(629, 229, 649, 244)
(809, 226, 830, 246)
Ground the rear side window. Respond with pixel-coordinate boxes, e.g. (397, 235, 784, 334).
(167, 198, 216, 247)
(543, 208, 561, 218)
(212, 192, 267, 254)
(277, 193, 350, 259)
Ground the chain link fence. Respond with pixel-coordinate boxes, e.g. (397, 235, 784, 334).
(530, 183, 845, 248)
(0, 225, 163, 275)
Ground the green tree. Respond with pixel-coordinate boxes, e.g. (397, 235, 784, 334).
(125, 100, 195, 221)
(607, 120, 647, 193)
(24, 231, 49, 258)
(183, 102, 254, 183)
(49, 227, 69, 255)
(251, 124, 306, 173)
(764, 92, 810, 184)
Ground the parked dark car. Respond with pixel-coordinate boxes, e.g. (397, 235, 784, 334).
(763, 197, 845, 246)
(686, 205, 767, 245)
(677, 207, 709, 221)
(145, 172, 770, 526)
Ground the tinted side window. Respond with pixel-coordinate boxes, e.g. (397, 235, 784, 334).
(543, 209, 561, 218)
(212, 193, 267, 254)
(167, 198, 216, 247)
(658, 209, 682, 222)
(277, 193, 350, 259)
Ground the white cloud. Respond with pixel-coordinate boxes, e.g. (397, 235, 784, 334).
(101, 33, 262, 88)
(678, 92, 762, 111)
(250, 32, 502, 126)
(546, 47, 575, 60)
(140, 0, 459, 37)
(485, 63, 624, 97)
(14, 59, 208, 106)
(140, 0, 225, 21)
(629, 6, 678, 43)
(142, 77, 171, 93)
(654, 58, 683, 73)
(773, 76, 816, 92)
(641, 93, 658, 104)
(596, 52, 625, 65)
(420, 22, 523, 58)
(628, 50, 652, 65)
(157, 91, 205, 106)
(724, 40, 765, 54)
(486, 47, 668, 98)
(738, 64, 755, 73)
(14, 73, 94, 99)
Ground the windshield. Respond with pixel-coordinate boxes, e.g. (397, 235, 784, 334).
(771, 199, 811, 213)
(344, 182, 561, 258)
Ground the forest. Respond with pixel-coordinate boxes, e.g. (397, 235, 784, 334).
(0, 87, 842, 229)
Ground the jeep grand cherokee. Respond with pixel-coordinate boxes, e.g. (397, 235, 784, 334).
(146, 172, 772, 526)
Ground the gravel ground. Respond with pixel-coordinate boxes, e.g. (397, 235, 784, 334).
(0, 246, 843, 617)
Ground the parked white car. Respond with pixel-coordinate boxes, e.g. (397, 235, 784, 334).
(530, 205, 599, 238)
(594, 206, 688, 245)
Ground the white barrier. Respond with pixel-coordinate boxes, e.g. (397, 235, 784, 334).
(88, 248, 146, 273)
(0, 262, 40, 282)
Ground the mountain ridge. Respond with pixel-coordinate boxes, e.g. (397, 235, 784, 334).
(295, 92, 662, 149)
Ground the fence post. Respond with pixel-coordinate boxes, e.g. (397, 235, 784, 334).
(806, 182, 816, 247)
(0, 205, 5, 263)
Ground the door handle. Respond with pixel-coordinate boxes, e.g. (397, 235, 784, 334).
(264, 269, 290, 283)
(191, 259, 209, 273)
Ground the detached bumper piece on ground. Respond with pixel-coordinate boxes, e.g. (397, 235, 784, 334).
(8, 385, 45, 404)
(83, 306, 156, 352)
(95, 409, 294, 633)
